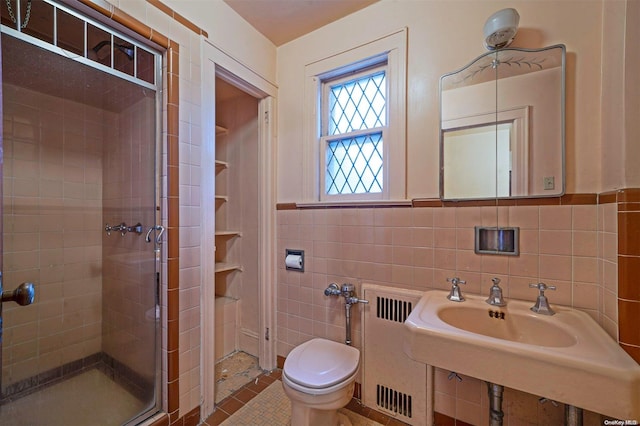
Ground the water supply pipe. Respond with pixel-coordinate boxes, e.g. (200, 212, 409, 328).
(324, 283, 368, 345)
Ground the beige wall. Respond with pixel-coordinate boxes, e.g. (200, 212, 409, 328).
(601, 1, 640, 190)
(276, 0, 603, 201)
(622, 0, 640, 189)
(163, 0, 277, 84)
(600, 0, 640, 191)
(600, 0, 625, 191)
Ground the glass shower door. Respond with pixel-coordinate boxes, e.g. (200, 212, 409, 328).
(0, 27, 160, 425)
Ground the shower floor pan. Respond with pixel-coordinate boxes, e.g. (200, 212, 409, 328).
(0, 369, 146, 426)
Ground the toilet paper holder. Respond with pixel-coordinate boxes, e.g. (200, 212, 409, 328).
(285, 249, 304, 272)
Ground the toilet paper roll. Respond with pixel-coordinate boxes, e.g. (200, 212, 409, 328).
(285, 254, 303, 270)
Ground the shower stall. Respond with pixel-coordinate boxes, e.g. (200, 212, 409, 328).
(0, 1, 162, 424)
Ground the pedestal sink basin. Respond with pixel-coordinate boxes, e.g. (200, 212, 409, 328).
(403, 290, 640, 419)
(437, 304, 577, 347)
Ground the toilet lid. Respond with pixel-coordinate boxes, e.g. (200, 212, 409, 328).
(283, 338, 360, 389)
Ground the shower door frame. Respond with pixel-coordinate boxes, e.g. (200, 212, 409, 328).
(0, 4, 164, 422)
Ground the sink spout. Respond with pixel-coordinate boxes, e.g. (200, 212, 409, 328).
(486, 277, 506, 307)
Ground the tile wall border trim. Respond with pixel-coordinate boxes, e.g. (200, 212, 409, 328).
(146, 0, 209, 38)
(77, 0, 208, 42)
(276, 192, 608, 210)
(616, 189, 640, 362)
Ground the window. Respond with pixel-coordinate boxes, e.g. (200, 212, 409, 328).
(303, 29, 407, 203)
(323, 65, 387, 196)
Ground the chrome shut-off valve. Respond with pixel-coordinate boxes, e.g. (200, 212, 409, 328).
(324, 283, 368, 306)
(324, 283, 341, 297)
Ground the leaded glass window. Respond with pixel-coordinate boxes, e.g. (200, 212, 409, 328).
(321, 65, 387, 197)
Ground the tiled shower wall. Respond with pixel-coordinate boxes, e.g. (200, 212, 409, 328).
(102, 95, 157, 387)
(276, 202, 617, 423)
(2, 84, 104, 388)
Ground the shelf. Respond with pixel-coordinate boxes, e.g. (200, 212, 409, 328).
(215, 230, 242, 238)
(215, 295, 238, 305)
(215, 160, 229, 173)
(215, 262, 242, 274)
(215, 195, 228, 202)
(216, 125, 228, 135)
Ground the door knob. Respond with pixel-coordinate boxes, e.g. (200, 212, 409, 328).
(1, 282, 35, 306)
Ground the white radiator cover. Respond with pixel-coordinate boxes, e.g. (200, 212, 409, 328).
(361, 284, 433, 426)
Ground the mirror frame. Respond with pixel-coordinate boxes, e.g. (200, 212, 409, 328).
(439, 44, 566, 201)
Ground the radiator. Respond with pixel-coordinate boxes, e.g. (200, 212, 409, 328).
(361, 284, 432, 426)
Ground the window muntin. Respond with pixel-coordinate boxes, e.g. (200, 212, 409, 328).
(327, 70, 386, 135)
(325, 131, 383, 195)
(321, 64, 387, 198)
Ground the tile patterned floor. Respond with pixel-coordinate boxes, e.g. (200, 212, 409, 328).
(203, 369, 410, 426)
(218, 380, 290, 425)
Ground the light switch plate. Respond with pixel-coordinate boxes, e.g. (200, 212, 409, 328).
(543, 176, 555, 190)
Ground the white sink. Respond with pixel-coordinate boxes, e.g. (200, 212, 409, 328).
(403, 290, 640, 419)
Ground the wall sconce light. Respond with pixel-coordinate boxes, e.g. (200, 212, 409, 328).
(483, 8, 520, 50)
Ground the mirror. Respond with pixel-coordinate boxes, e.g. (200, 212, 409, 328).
(440, 45, 565, 200)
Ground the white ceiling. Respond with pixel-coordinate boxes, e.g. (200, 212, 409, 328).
(223, 0, 379, 46)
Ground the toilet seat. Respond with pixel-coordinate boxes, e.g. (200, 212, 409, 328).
(283, 338, 360, 390)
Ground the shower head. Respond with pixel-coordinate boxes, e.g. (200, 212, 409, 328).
(116, 44, 134, 61)
(92, 40, 134, 61)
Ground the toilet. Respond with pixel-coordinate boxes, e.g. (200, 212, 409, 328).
(282, 338, 360, 426)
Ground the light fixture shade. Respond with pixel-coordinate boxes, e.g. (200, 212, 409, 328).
(483, 8, 520, 50)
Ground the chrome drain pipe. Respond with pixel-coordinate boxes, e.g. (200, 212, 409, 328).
(487, 382, 505, 426)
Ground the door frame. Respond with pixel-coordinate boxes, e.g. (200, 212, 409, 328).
(201, 39, 278, 417)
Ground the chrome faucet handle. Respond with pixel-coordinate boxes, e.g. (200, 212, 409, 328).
(486, 277, 506, 307)
(529, 282, 556, 315)
(446, 277, 466, 302)
(529, 282, 556, 292)
(345, 296, 369, 305)
(448, 277, 466, 286)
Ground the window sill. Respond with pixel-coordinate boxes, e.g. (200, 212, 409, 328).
(293, 200, 413, 209)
